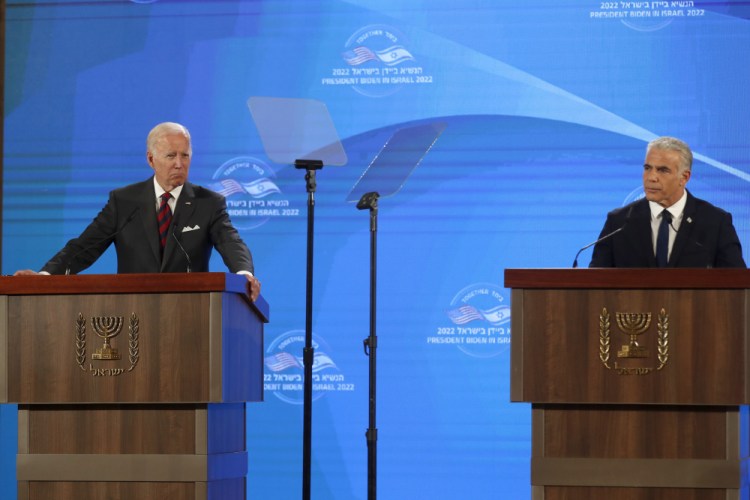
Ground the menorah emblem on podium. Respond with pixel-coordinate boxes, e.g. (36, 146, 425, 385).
(615, 312, 651, 358)
(91, 316, 124, 360)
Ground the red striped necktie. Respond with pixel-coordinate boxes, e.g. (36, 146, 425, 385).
(157, 192, 173, 252)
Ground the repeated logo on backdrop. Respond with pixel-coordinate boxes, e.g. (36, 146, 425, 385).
(211, 156, 299, 230)
(264, 330, 355, 404)
(323, 24, 435, 97)
(588, 0, 706, 31)
(428, 283, 511, 358)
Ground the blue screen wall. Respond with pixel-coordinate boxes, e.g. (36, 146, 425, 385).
(4, 1, 750, 498)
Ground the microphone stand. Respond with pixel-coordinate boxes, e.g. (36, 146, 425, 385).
(295, 158, 323, 500)
(356, 191, 380, 500)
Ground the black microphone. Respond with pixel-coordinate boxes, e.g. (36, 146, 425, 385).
(572, 207, 633, 268)
(64, 208, 139, 275)
(170, 214, 192, 273)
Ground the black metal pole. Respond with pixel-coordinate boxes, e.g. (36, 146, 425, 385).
(296, 159, 323, 500)
(357, 191, 379, 500)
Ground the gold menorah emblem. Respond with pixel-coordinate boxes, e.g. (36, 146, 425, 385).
(91, 316, 124, 360)
(615, 312, 651, 358)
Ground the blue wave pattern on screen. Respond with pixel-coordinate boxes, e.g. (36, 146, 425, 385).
(4, 1, 750, 498)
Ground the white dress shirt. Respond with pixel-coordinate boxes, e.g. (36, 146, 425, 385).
(649, 190, 687, 259)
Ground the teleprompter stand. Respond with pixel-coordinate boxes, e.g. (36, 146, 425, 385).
(248, 97, 347, 500)
(356, 191, 380, 500)
(348, 122, 446, 500)
(295, 158, 323, 500)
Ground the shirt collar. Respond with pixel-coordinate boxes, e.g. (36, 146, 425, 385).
(153, 176, 184, 202)
(648, 190, 687, 221)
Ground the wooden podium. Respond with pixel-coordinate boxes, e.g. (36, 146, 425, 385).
(0, 273, 268, 500)
(505, 268, 750, 500)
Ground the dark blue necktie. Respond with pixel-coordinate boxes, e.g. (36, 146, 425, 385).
(656, 210, 672, 267)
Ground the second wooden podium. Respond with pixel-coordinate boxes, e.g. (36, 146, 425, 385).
(506, 268, 750, 500)
(0, 273, 268, 500)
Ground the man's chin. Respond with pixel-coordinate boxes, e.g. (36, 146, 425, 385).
(643, 191, 659, 202)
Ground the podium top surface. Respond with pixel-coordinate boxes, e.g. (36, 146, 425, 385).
(505, 268, 750, 289)
(0, 272, 268, 322)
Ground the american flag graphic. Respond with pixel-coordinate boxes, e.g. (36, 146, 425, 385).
(265, 352, 302, 372)
(342, 46, 378, 66)
(447, 305, 485, 324)
(447, 304, 511, 325)
(210, 177, 281, 199)
(212, 178, 246, 197)
(264, 351, 339, 373)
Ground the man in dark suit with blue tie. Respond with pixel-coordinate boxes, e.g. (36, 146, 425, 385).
(589, 136, 746, 269)
(14, 122, 262, 300)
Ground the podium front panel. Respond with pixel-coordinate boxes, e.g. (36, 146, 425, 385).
(4, 290, 262, 404)
(511, 288, 750, 406)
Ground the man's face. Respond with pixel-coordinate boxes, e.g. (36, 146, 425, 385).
(147, 132, 191, 191)
(642, 148, 690, 208)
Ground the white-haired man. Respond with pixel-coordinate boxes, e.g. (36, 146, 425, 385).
(14, 122, 261, 300)
(590, 136, 745, 268)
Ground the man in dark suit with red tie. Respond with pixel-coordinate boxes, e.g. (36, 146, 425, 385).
(14, 122, 261, 300)
(589, 136, 746, 269)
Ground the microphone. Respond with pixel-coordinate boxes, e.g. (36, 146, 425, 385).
(170, 214, 192, 273)
(64, 208, 139, 275)
(572, 207, 633, 268)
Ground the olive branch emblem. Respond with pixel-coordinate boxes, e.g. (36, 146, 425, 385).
(76, 313, 87, 371)
(128, 313, 140, 371)
(599, 307, 612, 369)
(656, 308, 668, 370)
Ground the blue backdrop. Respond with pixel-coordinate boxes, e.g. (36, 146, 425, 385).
(4, 1, 750, 498)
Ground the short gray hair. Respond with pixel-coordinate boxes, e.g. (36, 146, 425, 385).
(647, 136, 692, 173)
(146, 122, 191, 153)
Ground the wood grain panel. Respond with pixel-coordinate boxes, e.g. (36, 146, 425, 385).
(25, 404, 198, 454)
(22, 403, 245, 455)
(7, 293, 211, 403)
(517, 289, 747, 405)
(541, 486, 728, 500)
(26, 481, 196, 500)
(505, 268, 750, 289)
(539, 404, 729, 459)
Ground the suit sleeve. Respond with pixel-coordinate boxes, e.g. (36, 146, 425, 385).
(208, 196, 254, 274)
(588, 214, 616, 268)
(41, 192, 119, 275)
(715, 212, 747, 268)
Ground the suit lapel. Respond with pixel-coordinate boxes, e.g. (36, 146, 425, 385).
(631, 199, 657, 267)
(668, 191, 696, 267)
(161, 183, 197, 272)
(139, 179, 162, 265)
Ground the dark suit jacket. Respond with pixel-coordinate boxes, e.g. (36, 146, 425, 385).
(42, 178, 254, 275)
(589, 192, 746, 268)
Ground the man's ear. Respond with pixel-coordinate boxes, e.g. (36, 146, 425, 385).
(146, 151, 154, 168)
(681, 169, 691, 186)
